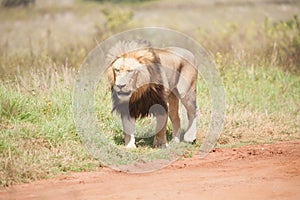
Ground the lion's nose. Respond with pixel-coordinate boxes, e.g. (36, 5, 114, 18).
(116, 84, 126, 89)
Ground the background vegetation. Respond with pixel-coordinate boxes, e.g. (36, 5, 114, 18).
(0, 0, 299, 187)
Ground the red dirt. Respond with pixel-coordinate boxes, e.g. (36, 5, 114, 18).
(1, 140, 300, 200)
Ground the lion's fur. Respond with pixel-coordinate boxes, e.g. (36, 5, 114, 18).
(106, 40, 198, 147)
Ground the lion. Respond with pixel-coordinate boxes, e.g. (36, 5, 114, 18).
(106, 40, 198, 148)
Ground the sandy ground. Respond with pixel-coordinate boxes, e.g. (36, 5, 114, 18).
(1, 140, 299, 200)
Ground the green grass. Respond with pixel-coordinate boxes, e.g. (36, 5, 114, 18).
(0, 74, 99, 186)
(217, 66, 300, 147)
(0, 0, 299, 187)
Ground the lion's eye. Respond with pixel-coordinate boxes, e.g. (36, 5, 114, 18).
(114, 68, 120, 73)
(127, 69, 134, 73)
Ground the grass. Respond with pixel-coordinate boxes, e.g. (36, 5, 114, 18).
(0, 0, 300, 187)
(217, 66, 299, 147)
(0, 67, 100, 187)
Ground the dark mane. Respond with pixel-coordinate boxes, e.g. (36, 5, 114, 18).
(112, 84, 168, 119)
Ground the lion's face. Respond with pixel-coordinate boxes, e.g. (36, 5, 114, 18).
(110, 56, 151, 102)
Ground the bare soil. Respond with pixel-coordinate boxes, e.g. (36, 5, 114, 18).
(1, 140, 299, 200)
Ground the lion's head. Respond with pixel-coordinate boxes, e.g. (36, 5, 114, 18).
(106, 40, 167, 118)
(106, 40, 161, 102)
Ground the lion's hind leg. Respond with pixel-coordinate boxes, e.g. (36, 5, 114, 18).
(181, 91, 197, 143)
(168, 92, 181, 143)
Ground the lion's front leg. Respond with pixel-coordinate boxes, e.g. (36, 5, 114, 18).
(121, 115, 136, 148)
(153, 113, 168, 148)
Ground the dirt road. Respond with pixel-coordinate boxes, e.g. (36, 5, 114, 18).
(1, 141, 299, 200)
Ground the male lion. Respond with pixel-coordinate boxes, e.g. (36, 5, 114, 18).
(106, 40, 197, 148)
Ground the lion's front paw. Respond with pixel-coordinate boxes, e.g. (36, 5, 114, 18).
(153, 138, 168, 148)
(154, 143, 168, 149)
(125, 142, 137, 148)
(158, 143, 168, 149)
(125, 134, 136, 148)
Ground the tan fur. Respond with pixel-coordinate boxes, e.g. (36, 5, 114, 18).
(106, 40, 197, 148)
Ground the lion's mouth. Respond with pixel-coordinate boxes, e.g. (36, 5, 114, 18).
(117, 91, 131, 96)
